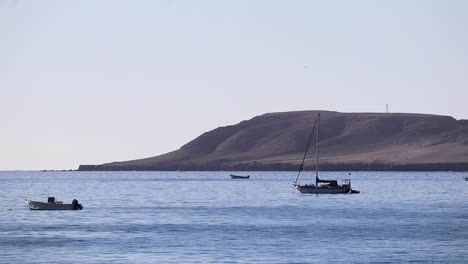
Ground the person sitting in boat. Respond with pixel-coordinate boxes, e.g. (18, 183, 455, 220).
(72, 199, 83, 210)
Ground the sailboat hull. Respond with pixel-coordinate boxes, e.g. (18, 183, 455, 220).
(295, 185, 353, 194)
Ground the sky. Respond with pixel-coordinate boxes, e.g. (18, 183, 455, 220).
(1, 0, 467, 170)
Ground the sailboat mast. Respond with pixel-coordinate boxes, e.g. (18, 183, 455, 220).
(315, 113, 320, 185)
(293, 114, 319, 185)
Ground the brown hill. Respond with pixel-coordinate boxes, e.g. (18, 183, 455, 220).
(78, 111, 468, 171)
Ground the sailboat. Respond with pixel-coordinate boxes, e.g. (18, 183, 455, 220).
(293, 113, 359, 194)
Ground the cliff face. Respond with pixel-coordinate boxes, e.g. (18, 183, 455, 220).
(78, 111, 468, 171)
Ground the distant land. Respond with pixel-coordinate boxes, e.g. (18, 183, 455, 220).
(78, 111, 468, 171)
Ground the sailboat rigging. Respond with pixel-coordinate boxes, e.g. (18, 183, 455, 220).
(293, 113, 359, 194)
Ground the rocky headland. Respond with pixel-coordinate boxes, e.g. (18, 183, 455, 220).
(78, 111, 468, 171)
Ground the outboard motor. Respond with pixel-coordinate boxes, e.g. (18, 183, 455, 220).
(72, 199, 83, 210)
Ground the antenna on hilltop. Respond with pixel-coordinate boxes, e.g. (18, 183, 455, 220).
(386, 104, 389, 113)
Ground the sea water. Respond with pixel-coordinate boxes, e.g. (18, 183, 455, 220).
(0, 171, 466, 263)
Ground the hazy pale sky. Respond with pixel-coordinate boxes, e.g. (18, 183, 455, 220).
(1, 0, 467, 170)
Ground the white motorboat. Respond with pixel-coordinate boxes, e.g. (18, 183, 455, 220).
(25, 197, 83, 210)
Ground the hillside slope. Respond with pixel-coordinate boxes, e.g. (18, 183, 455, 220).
(78, 111, 468, 171)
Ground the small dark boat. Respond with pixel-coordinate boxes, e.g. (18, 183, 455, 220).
(464, 177, 468, 181)
(230, 174, 250, 179)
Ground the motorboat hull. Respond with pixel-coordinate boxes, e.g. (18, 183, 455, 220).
(26, 200, 83, 210)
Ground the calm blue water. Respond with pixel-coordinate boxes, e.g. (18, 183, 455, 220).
(0, 171, 467, 263)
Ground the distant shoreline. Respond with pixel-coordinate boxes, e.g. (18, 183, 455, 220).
(78, 162, 468, 172)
